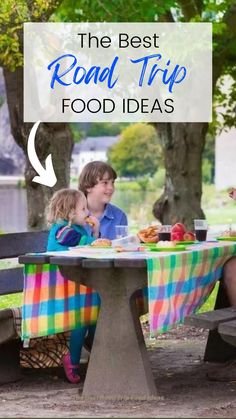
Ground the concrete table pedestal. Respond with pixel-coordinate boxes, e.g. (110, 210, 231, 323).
(58, 258, 157, 399)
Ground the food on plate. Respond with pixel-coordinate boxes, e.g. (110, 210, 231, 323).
(222, 230, 236, 237)
(156, 240, 177, 248)
(171, 223, 186, 241)
(91, 238, 112, 247)
(137, 225, 160, 243)
(85, 216, 95, 227)
(114, 245, 144, 252)
(183, 231, 195, 241)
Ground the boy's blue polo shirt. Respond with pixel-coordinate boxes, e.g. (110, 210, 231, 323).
(85, 203, 128, 240)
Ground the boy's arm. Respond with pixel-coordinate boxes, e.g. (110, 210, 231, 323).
(120, 212, 128, 226)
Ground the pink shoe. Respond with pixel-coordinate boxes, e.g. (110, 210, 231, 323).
(62, 353, 80, 384)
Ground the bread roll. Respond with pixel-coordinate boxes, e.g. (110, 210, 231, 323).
(85, 216, 95, 227)
(91, 238, 112, 247)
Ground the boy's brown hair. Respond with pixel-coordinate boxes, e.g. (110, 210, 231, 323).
(79, 161, 117, 195)
(46, 188, 85, 225)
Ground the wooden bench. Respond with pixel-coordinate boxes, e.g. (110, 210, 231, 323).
(185, 306, 236, 330)
(0, 231, 48, 383)
(184, 282, 236, 362)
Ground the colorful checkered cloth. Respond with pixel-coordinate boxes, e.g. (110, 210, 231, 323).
(147, 242, 236, 335)
(22, 264, 100, 339)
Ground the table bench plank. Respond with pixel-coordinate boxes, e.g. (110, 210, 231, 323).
(219, 320, 236, 337)
(185, 307, 236, 330)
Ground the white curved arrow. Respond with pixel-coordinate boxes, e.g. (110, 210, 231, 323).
(27, 121, 57, 187)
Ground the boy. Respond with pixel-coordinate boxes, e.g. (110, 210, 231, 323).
(79, 161, 127, 238)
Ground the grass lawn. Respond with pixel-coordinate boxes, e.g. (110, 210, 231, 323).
(0, 260, 23, 309)
(0, 293, 22, 309)
(198, 281, 218, 313)
(202, 184, 236, 226)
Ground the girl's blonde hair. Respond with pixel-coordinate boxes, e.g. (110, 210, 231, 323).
(46, 188, 85, 225)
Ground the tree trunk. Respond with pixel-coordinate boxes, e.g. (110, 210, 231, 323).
(3, 66, 74, 230)
(153, 122, 208, 230)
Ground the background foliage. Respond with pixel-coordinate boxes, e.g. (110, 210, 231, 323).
(108, 123, 163, 177)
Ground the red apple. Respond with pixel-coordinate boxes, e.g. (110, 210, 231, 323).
(183, 231, 195, 241)
(171, 223, 186, 234)
(171, 231, 184, 241)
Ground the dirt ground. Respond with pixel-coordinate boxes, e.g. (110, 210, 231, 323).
(1, 325, 236, 418)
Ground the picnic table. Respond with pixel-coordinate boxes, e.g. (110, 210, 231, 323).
(19, 241, 236, 399)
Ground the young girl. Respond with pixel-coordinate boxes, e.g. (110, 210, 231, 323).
(46, 188, 100, 384)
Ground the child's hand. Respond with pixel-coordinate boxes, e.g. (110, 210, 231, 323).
(86, 215, 100, 238)
(229, 188, 236, 200)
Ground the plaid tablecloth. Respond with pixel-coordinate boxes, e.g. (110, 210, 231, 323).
(147, 242, 236, 335)
(22, 264, 100, 339)
(21, 242, 236, 339)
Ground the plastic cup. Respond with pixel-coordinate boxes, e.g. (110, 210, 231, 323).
(194, 219, 208, 241)
(115, 225, 129, 239)
(158, 225, 172, 241)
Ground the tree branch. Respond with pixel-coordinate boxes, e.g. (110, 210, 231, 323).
(96, 0, 113, 17)
(158, 10, 175, 22)
(176, 0, 199, 20)
(194, 0, 204, 15)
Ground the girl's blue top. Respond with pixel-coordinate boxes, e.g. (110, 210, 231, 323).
(47, 221, 94, 251)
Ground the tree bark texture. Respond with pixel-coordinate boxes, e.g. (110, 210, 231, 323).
(153, 122, 208, 230)
(3, 66, 74, 230)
